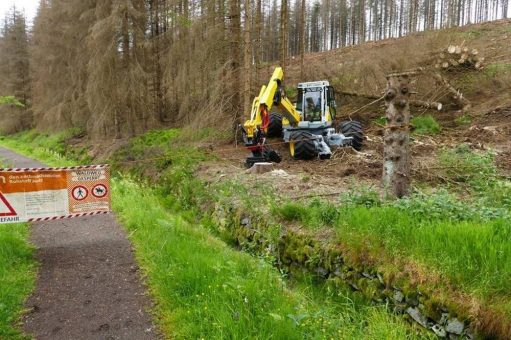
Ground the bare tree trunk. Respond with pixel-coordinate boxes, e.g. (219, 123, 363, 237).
(359, 0, 366, 42)
(382, 72, 412, 199)
(242, 0, 252, 117)
(229, 0, 241, 125)
(280, 0, 288, 71)
(255, 0, 262, 85)
(300, 0, 305, 78)
(341, 91, 442, 110)
(339, 0, 347, 47)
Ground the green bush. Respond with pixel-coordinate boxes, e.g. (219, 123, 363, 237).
(285, 86, 298, 100)
(411, 115, 441, 135)
(394, 189, 509, 221)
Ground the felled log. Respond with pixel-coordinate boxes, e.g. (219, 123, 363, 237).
(341, 91, 442, 111)
(432, 72, 471, 112)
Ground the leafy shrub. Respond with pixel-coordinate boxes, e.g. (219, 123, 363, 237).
(285, 86, 298, 100)
(309, 199, 340, 226)
(394, 189, 510, 221)
(0, 95, 23, 107)
(340, 186, 381, 207)
(411, 115, 441, 135)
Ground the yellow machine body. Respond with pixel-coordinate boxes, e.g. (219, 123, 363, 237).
(243, 67, 301, 138)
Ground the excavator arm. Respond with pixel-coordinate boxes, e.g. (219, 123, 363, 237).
(243, 67, 301, 140)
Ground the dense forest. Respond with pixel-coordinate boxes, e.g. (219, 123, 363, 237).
(0, 0, 509, 138)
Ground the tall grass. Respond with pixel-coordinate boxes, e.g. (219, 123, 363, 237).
(0, 223, 35, 339)
(0, 154, 36, 339)
(274, 188, 511, 302)
(113, 177, 426, 339)
(336, 205, 511, 296)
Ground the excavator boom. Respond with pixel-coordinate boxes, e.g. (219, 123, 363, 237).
(244, 67, 301, 140)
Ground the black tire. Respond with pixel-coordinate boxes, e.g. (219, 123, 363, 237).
(267, 112, 283, 138)
(289, 131, 318, 160)
(340, 120, 364, 151)
(263, 149, 282, 163)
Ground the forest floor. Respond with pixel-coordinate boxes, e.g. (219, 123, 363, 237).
(198, 104, 511, 201)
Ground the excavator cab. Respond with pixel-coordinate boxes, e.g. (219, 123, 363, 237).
(295, 82, 337, 123)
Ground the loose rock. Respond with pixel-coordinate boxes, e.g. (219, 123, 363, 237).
(446, 318, 464, 335)
(431, 324, 447, 338)
(406, 307, 428, 328)
(393, 290, 404, 303)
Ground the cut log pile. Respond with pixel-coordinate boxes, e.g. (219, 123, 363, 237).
(435, 45, 485, 70)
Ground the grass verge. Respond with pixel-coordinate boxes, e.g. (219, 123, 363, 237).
(0, 130, 429, 338)
(0, 153, 36, 339)
(0, 223, 35, 339)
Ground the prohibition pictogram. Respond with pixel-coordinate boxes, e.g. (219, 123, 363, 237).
(72, 185, 88, 201)
(92, 184, 108, 198)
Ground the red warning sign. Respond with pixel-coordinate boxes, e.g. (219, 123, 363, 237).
(0, 192, 16, 217)
(0, 165, 111, 224)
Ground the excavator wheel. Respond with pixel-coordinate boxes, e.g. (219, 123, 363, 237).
(267, 112, 283, 138)
(263, 148, 282, 163)
(340, 120, 364, 151)
(289, 131, 318, 160)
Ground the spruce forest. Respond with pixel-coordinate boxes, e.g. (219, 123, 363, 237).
(1, 0, 509, 137)
(1, 0, 511, 339)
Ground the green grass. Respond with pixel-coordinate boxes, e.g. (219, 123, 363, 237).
(273, 146, 511, 306)
(0, 224, 35, 339)
(455, 114, 472, 125)
(372, 116, 387, 126)
(411, 115, 441, 135)
(113, 176, 427, 339)
(0, 129, 85, 166)
(336, 205, 511, 297)
(0, 154, 36, 339)
(484, 63, 511, 78)
(0, 130, 430, 338)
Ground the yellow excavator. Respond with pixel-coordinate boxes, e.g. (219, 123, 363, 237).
(241, 67, 364, 167)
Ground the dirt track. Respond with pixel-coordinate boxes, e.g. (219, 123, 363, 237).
(0, 147, 157, 340)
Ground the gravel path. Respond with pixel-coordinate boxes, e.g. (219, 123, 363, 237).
(0, 147, 157, 340)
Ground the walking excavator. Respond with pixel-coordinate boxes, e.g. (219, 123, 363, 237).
(241, 67, 364, 167)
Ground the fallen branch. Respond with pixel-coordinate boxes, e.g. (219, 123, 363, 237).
(432, 72, 471, 112)
(341, 91, 442, 111)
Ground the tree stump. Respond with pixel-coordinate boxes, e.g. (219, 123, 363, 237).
(246, 162, 274, 174)
(382, 72, 412, 198)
